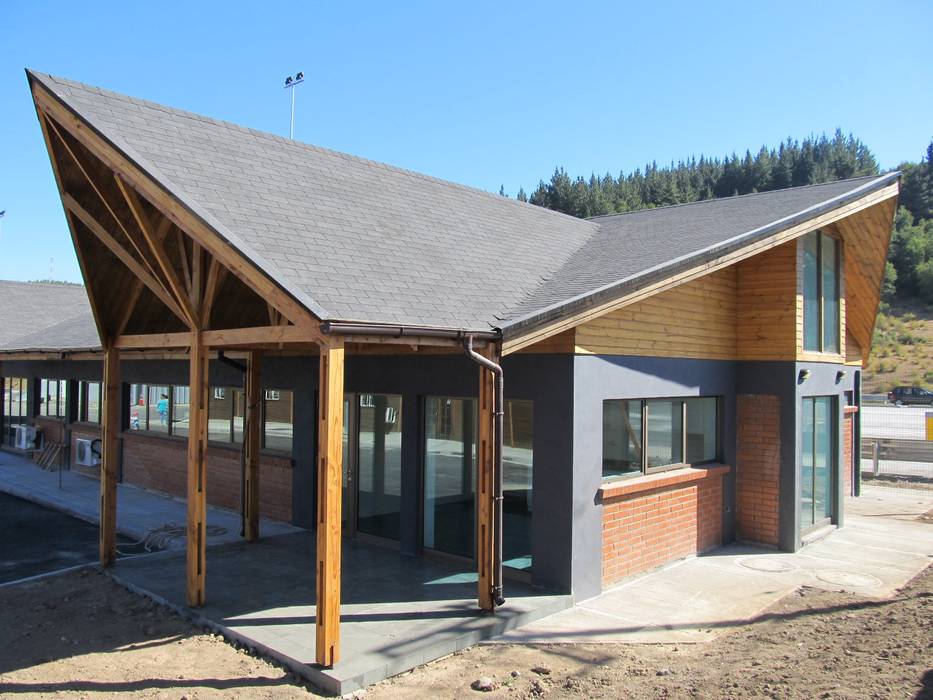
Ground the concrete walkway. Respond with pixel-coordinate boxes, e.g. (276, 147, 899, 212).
(0, 450, 299, 548)
(494, 486, 933, 644)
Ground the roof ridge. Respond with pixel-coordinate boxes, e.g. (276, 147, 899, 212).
(41, 72, 592, 228)
(585, 173, 883, 221)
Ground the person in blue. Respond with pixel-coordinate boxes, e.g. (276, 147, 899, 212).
(157, 394, 169, 426)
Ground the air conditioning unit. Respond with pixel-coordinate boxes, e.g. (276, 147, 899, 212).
(14, 425, 37, 450)
(75, 438, 101, 467)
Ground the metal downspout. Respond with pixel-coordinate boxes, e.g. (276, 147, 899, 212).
(462, 336, 506, 607)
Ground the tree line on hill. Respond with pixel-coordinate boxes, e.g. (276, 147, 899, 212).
(505, 130, 933, 303)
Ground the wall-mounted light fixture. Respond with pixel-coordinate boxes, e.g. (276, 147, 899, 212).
(798, 369, 811, 384)
(836, 370, 848, 384)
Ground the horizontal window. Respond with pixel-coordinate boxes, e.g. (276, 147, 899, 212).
(603, 396, 720, 479)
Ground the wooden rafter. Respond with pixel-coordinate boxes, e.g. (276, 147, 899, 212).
(114, 325, 321, 349)
(63, 193, 189, 324)
(32, 81, 322, 336)
(44, 116, 167, 288)
(115, 176, 198, 328)
(33, 106, 107, 343)
(115, 279, 145, 337)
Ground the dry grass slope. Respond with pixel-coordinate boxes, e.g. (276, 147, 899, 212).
(863, 298, 933, 394)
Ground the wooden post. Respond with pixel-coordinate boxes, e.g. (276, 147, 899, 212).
(244, 351, 262, 542)
(99, 346, 120, 567)
(186, 334, 209, 606)
(476, 347, 495, 612)
(316, 337, 344, 667)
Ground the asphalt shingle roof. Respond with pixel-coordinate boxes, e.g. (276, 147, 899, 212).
(22, 71, 898, 344)
(0, 280, 98, 351)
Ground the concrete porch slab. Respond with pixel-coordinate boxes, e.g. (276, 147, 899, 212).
(109, 532, 570, 694)
(0, 449, 299, 548)
(492, 486, 933, 645)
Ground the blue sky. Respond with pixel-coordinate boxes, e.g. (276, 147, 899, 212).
(1, 1, 931, 283)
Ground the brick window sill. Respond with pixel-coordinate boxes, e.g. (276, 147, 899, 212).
(598, 464, 731, 501)
(843, 405, 859, 415)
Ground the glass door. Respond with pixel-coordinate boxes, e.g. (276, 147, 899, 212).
(356, 394, 403, 541)
(801, 396, 835, 530)
(423, 397, 476, 558)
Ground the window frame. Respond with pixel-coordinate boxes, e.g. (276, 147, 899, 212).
(602, 396, 722, 481)
(78, 381, 102, 424)
(39, 378, 67, 419)
(802, 229, 841, 354)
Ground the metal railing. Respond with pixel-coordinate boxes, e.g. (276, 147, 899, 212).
(860, 396, 933, 489)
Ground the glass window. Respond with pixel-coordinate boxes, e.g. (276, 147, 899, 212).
(821, 235, 840, 354)
(172, 386, 190, 438)
(357, 394, 403, 541)
(602, 400, 642, 478)
(423, 397, 476, 558)
(148, 386, 170, 434)
(39, 379, 66, 418)
(646, 400, 683, 469)
(603, 397, 721, 479)
(208, 387, 234, 443)
(685, 397, 718, 463)
(801, 396, 835, 528)
(3, 377, 28, 444)
(802, 230, 841, 353)
(79, 381, 101, 424)
(262, 389, 293, 452)
(503, 400, 533, 570)
(128, 384, 147, 430)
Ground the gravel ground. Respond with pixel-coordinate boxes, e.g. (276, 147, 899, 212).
(0, 563, 930, 699)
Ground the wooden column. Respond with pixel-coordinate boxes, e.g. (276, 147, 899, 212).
(476, 347, 495, 612)
(244, 351, 262, 542)
(186, 334, 209, 607)
(315, 337, 344, 667)
(99, 346, 120, 567)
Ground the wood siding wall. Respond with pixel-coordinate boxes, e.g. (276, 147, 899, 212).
(735, 241, 798, 361)
(575, 267, 738, 359)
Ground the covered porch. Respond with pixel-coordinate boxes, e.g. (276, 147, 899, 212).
(27, 69, 516, 675)
(111, 529, 569, 694)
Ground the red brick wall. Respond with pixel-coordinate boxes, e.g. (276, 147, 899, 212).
(601, 473, 724, 587)
(121, 432, 294, 523)
(736, 394, 781, 546)
(842, 412, 854, 497)
(33, 416, 65, 446)
(70, 423, 102, 478)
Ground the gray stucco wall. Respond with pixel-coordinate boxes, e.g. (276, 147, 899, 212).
(572, 355, 738, 601)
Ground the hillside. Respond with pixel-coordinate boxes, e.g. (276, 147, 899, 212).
(863, 299, 933, 393)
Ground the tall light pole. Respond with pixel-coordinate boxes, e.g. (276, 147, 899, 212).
(284, 71, 304, 139)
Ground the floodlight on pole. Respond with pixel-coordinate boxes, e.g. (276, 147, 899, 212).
(284, 71, 305, 139)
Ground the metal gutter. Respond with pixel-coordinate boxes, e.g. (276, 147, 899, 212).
(321, 321, 500, 341)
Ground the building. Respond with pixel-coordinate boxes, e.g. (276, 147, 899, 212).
(1, 70, 896, 667)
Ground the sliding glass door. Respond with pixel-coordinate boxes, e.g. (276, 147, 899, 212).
(801, 396, 835, 530)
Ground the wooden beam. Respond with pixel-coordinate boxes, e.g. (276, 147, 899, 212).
(502, 183, 899, 355)
(115, 176, 198, 329)
(115, 280, 144, 337)
(99, 346, 120, 566)
(244, 351, 262, 542)
(476, 344, 495, 612)
(33, 107, 107, 344)
(202, 257, 226, 326)
(187, 333, 209, 607)
(32, 82, 322, 333)
(115, 325, 322, 350)
(315, 337, 344, 667)
(63, 193, 189, 324)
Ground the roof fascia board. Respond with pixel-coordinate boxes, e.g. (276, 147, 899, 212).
(26, 71, 331, 331)
(502, 174, 900, 355)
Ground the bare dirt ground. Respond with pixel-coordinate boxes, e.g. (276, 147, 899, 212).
(1, 564, 931, 699)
